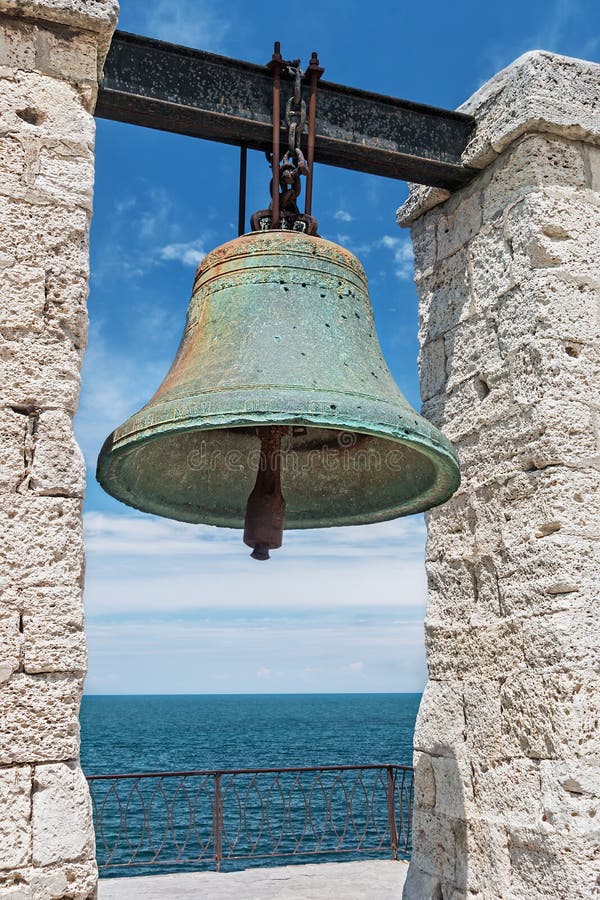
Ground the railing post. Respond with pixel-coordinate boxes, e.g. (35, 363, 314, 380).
(213, 772, 223, 872)
(386, 766, 398, 861)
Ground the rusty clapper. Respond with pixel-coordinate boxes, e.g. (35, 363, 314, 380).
(96, 44, 460, 560)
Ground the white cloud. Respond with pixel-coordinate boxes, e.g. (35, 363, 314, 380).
(334, 209, 354, 222)
(74, 327, 171, 469)
(256, 666, 272, 679)
(345, 660, 365, 673)
(83, 510, 428, 617)
(379, 235, 414, 281)
(84, 616, 428, 694)
(144, 0, 231, 52)
(159, 238, 206, 267)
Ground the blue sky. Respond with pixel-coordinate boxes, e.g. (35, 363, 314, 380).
(78, 0, 600, 694)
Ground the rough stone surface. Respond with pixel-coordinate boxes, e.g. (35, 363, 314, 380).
(401, 53, 600, 900)
(0, 765, 32, 870)
(0, 1, 117, 897)
(0, 0, 118, 79)
(32, 763, 95, 866)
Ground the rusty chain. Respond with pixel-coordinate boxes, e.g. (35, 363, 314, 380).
(251, 44, 320, 234)
(279, 59, 308, 212)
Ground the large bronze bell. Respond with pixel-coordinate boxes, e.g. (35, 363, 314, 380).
(97, 230, 460, 558)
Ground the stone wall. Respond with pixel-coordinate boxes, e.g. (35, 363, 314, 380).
(399, 52, 600, 900)
(0, 2, 117, 897)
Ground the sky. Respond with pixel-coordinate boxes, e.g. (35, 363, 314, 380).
(78, 0, 600, 694)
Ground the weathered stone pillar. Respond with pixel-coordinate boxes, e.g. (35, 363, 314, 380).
(0, 2, 117, 897)
(399, 52, 600, 900)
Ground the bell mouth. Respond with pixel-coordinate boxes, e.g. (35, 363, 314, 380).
(97, 420, 459, 530)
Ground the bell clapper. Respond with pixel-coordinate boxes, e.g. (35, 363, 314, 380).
(243, 426, 286, 561)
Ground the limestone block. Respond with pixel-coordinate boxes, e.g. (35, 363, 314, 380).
(397, 185, 450, 228)
(33, 145, 94, 211)
(455, 816, 512, 897)
(0, 331, 83, 412)
(413, 680, 466, 755)
(0, 765, 31, 869)
(0, 610, 21, 683)
(424, 493, 476, 563)
(422, 374, 516, 445)
(410, 213, 437, 274)
(498, 534, 598, 616)
(33, 22, 98, 87)
(0, 496, 83, 589)
(417, 248, 473, 344)
(471, 759, 542, 829)
(419, 337, 446, 401)
(0, 135, 25, 198)
(0, 406, 27, 491)
(540, 759, 600, 836)
(425, 620, 524, 680)
(425, 553, 501, 625)
(586, 143, 600, 192)
(0, 0, 119, 81)
(22, 585, 86, 674)
(506, 187, 600, 284)
(0, 0, 118, 33)
(481, 134, 587, 224)
(42, 272, 88, 349)
(432, 755, 473, 819)
(411, 808, 465, 883)
(402, 864, 443, 900)
(496, 275, 600, 350)
(32, 762, 94, 866)
(0, 672, 81, 764)
(442, 315, 504, 394)
(508, 827, 597, 900)
(501, 671, 599, 760)
(0, 585, 84, 675)
(468, 226, 514, 310)
(29, 409, 85, 497)
(472, 557, 503, 622)
(507, 339, 600, 411)
(0, 263, 46, 331)
(425, 557, 477, 625)
(0, 860, 98, 899)
(459, 52, 600, 169)
(436, 186, 482, 261)
(455, 404, 598, 488)
(0, 71, 94, 148)
(426, 484, 504, 563)
(463, 681, 504, 763)
(498, 467, 600, 545)
(523, 609, 598, 673)
(0, 860, 97, 899)
(413, 751, 436, 809)
(0, 15, 34, 68)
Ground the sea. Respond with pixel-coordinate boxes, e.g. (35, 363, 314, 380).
(80, 693, 419, 876)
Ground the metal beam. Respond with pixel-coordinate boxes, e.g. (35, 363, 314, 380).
(96, 31, 477, 190)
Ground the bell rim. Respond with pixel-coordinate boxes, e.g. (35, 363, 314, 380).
(96, 413, 460, 530)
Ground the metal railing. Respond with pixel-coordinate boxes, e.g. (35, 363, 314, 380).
(87, 764, 413, 874)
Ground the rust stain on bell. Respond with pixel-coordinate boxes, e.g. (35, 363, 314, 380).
(97, 231, 460, 556)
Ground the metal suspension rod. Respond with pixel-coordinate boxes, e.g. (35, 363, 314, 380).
(269, 42, 282, 228)
(305, 51, 323, 217)
(237, 144, 247, 235)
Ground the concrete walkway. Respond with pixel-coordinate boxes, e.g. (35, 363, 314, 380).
(99, 860, 408, 899)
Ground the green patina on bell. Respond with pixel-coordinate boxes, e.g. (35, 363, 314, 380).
(97, 230, 460, 558)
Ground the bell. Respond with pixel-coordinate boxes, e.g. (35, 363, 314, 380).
(97, 230, 460, 558)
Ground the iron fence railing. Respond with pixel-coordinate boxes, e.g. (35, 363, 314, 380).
(87, 764, 413, 874)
